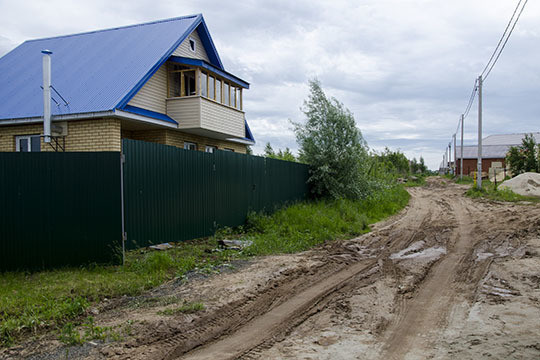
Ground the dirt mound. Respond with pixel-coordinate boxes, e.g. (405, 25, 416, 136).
(499, 172, 540, 197)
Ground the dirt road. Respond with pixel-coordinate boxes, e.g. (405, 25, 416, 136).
(9, 178, 540, 359)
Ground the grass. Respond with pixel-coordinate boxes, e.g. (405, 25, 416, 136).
(465, 180, 540, 203)
(455, 175, 474, 184)
(242, 185, 410, 255)
(157, 301, 205, 316)
(403, 175, 427, 187)
(0, 185, 410, 348)
(0, 238, 242, 347)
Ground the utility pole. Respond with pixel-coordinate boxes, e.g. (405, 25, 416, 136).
(444, 148, 448, 174)
(477, 75, 483, 189)
(453, 134, 457, 176)
(460, 114, 464, 180)
(448, 142, 452, 175)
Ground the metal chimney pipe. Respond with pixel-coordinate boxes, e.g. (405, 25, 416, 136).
(42, 49, 52, 143)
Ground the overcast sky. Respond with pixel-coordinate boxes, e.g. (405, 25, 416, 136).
(1, 0, 539, 169)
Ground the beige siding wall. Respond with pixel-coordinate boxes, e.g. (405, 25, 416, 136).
(166, 96, 201, 128)
(122, 128, 246, 154)
(167, 96, 245, 138)
(127, 65, 167, 113)
(0, 119, 121, 152)
(172, 29, 210, 62)
(200, 98, 245, 138)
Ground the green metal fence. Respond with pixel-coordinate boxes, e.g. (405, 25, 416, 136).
(0, 141, 309, 270)
(0, 152, 122, 271)
(122, 139, 310, 249)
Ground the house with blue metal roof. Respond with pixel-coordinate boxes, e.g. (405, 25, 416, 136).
(0, 14, 255, 153)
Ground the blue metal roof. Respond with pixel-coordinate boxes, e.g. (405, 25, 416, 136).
(0, 15, 226, 121)
(123, 105, 178, 125)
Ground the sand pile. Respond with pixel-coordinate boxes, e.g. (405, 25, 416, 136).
(499, 172, 540, 197)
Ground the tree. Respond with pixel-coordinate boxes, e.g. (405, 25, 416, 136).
(264, 142, 297, 162)
(506, 133, 539, 175)
(410, 157, 419, 174)
(264, 142, 275, 157)
(373, 148, 410, 176)
(419, 156, 427, 173)
(246, 145, 253, 155)
(293, 79, 369, 199)
(276, 148, 296, 162)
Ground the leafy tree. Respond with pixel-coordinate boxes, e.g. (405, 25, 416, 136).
(275, 148, 296, 162)
(246, 146, 253, 155)
(419, 156, 427, 173)
(264, 142, 275, 157)
(373, 148, 410, 176)
(293, 79, 369, 199)
(410, 157, 419, 174)
(264, 142, 296, 162)
(506, 133, 539, 175)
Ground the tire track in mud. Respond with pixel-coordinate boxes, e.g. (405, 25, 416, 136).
(153, 185, 457, 360)
(380, 189, 527, 359)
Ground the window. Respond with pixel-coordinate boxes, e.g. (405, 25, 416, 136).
(205, 145, 217, 153)
(231, 87, 236, 108)
(168, 65, 197, 97)
(236, 89, 242, 110)
(189, 38, 196, 52)
(208, 75, 215, 100)
(15, 135, 40, 152)
(200, 72, 207, 97)
(183, 70, 196, 96)
(224, 83, 230, 106)
(223, 148, 235, 152)
(184, 142, 197, 151)
(216, 79, 221, 103)
(167, 62, 244, 110)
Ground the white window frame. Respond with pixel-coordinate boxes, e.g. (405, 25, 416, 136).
(188, 38, 196, 53)
(184, 141, 197, 151)
(205, 145, 217, 153)
(223, 148, 235, 152)
(15, 135, 41, 152)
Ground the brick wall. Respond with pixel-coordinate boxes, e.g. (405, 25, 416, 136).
(456, 158, 506, 175)
(0, 118, 121, 152)
(122, 128, 247, 154)
(1, 118, 246, 154)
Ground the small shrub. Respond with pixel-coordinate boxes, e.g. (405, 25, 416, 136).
(59, 323, 83, 345)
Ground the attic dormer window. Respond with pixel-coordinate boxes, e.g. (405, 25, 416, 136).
(189, 38, 196, 52)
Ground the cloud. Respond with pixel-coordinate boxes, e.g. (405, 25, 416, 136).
(1, 0, 539, 169)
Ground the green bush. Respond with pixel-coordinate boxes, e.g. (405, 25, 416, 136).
(506, 133, 540, 175)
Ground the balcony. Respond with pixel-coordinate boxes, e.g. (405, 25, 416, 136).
(166, 96, 245, 140)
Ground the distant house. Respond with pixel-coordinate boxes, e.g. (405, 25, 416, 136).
(0, 14, 255, 153)
(456, 132, 540, 175)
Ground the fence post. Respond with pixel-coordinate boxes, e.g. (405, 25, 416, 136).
(120, 151, 126, 266)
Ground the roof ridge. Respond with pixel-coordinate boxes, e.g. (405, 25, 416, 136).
(485, 132, 540, 137)
(25, 14, 201, 43)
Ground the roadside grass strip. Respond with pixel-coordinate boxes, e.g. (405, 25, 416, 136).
(244, 186, 410, 255)
(466, 180, 540, 203)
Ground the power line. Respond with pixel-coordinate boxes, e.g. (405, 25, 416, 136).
(484, 0, 529, 80)
(463, 79, 478, 119)
(446, 0, 529, 169)
(480, 0, 523, 78)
